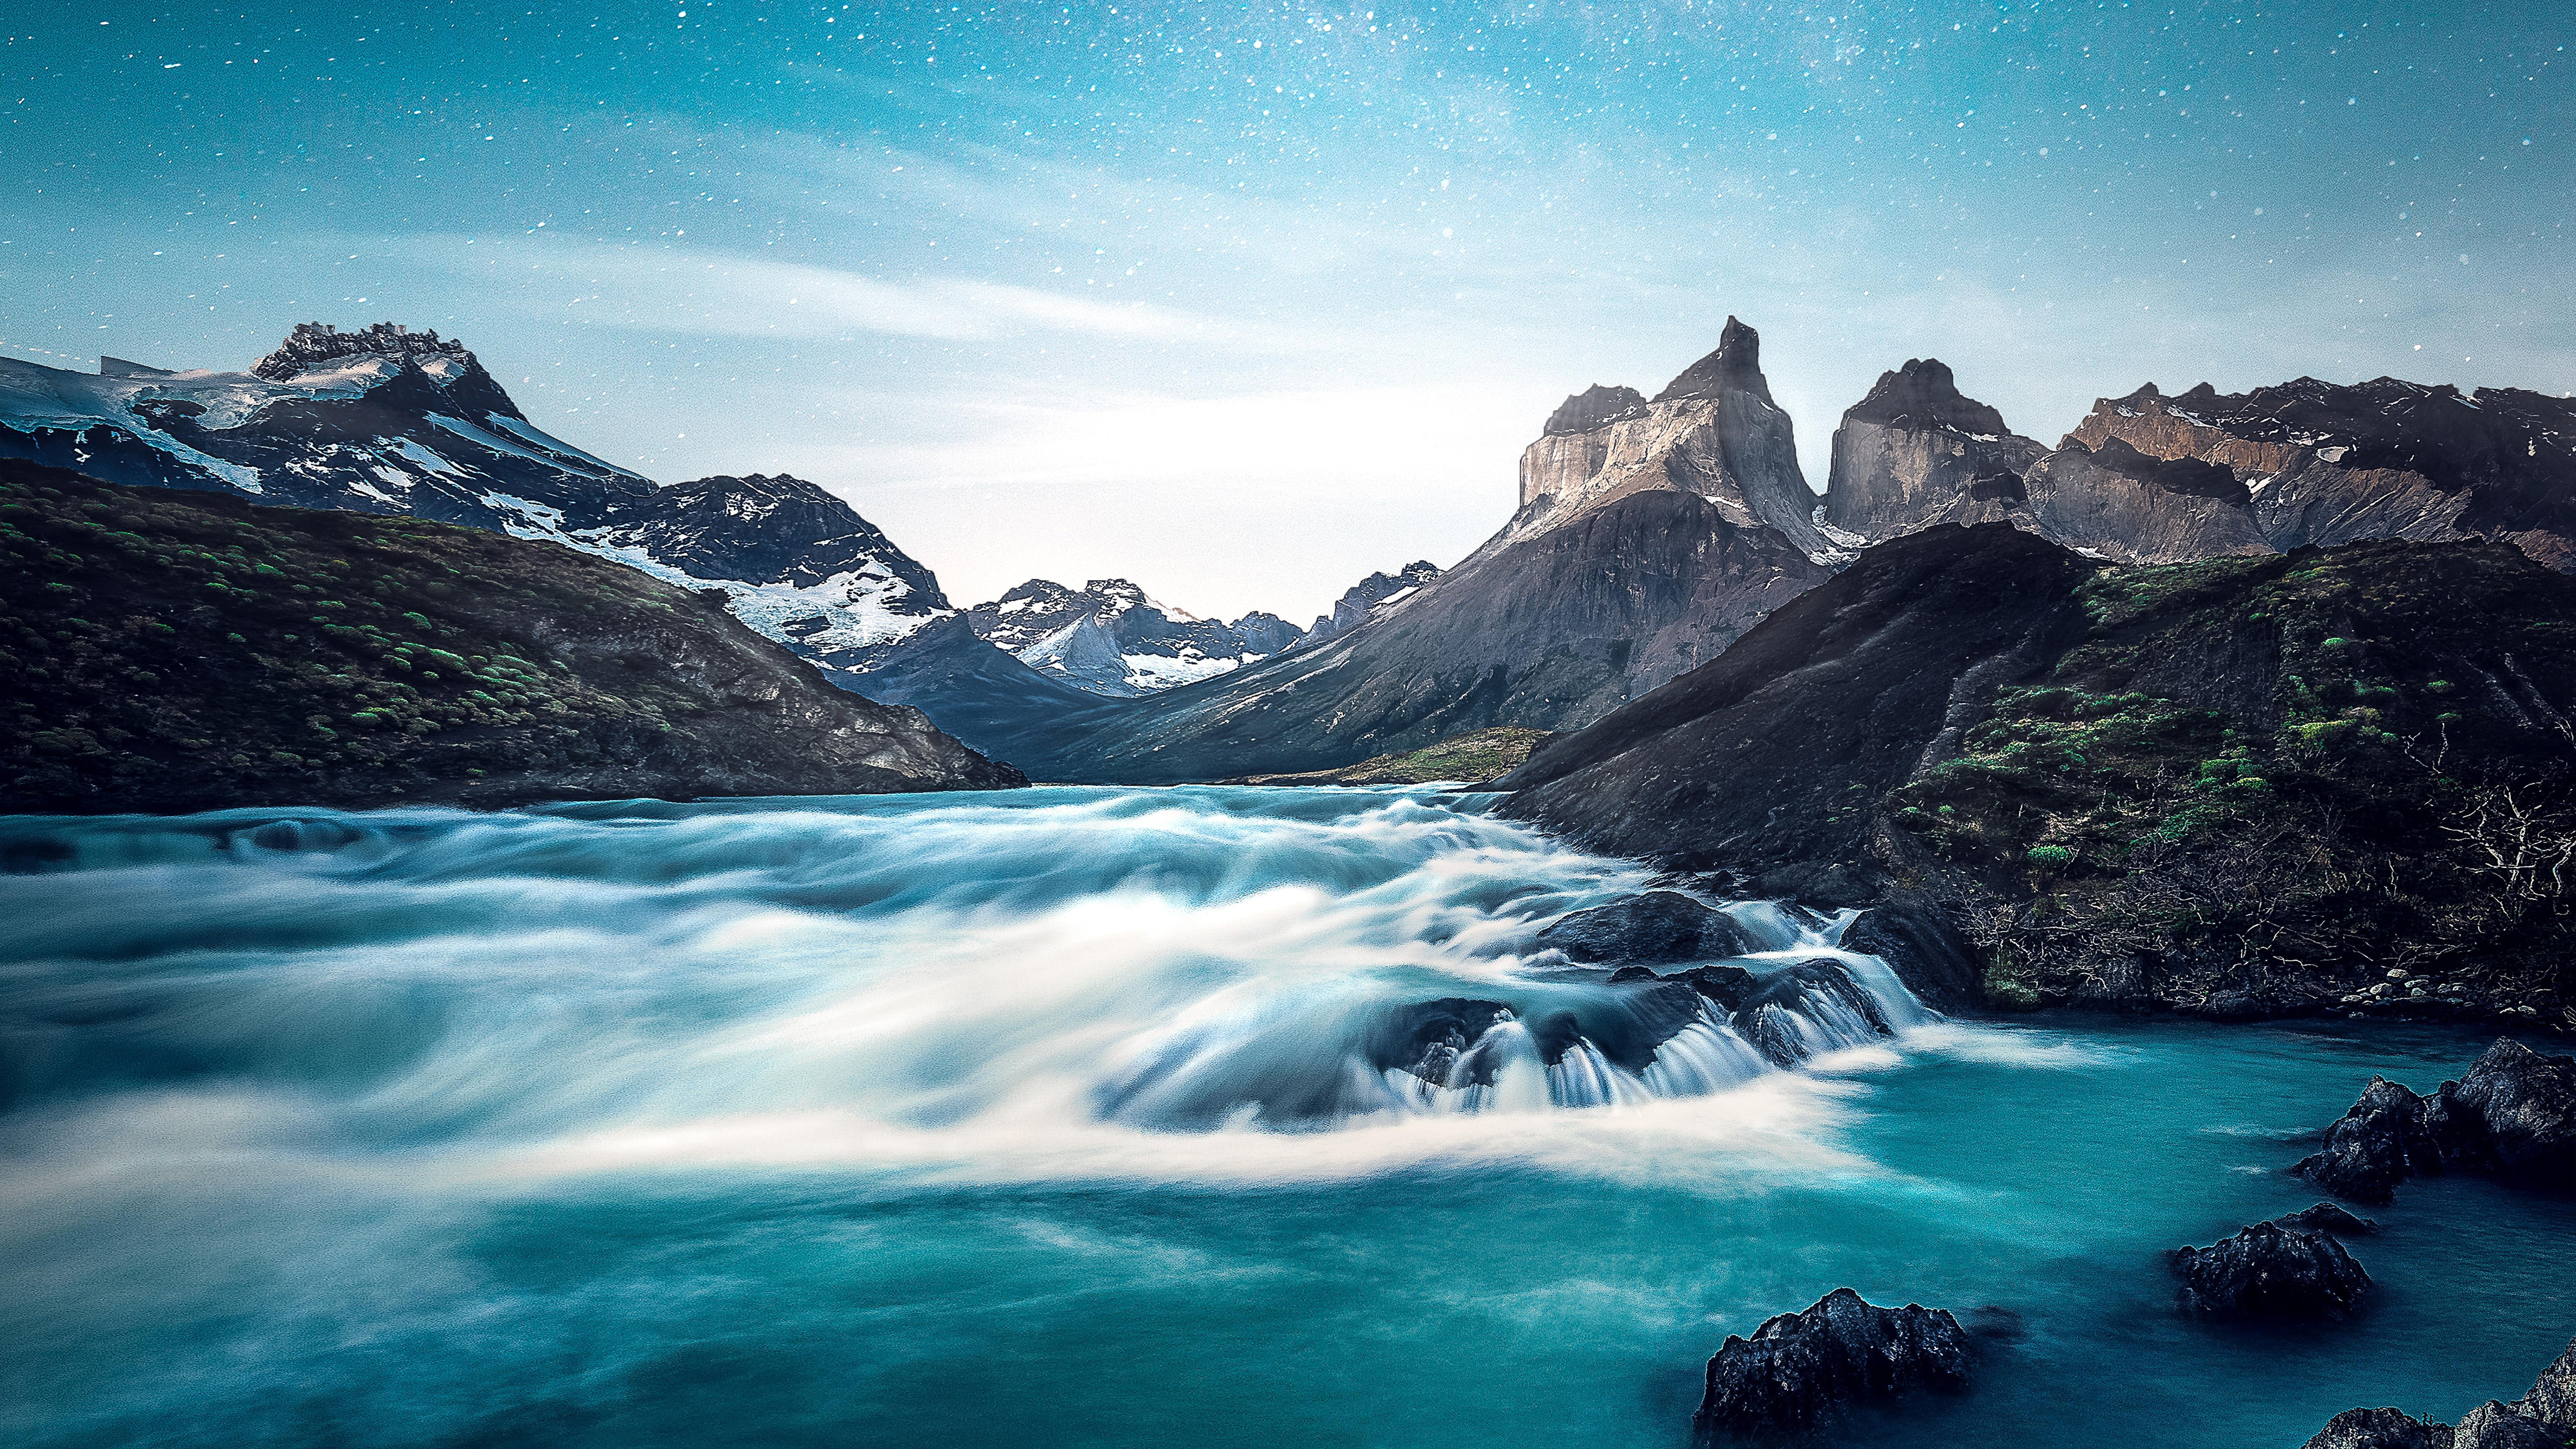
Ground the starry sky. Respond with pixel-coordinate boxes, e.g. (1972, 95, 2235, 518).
(2, 1, 2568, 618)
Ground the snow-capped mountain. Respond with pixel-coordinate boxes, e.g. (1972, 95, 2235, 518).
(964, 577, 1297, 696)
(0, 325, 954, 677)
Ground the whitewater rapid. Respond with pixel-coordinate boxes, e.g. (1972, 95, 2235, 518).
(0, 787, 1946, 1190)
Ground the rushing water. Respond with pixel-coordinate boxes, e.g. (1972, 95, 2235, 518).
(1, 787, 2569, 1448)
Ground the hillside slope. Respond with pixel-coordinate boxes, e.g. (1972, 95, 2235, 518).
(0, 460, 1024, 813)
(1005, 490, 1832, 782)
(1498, 525, 2576, 1023)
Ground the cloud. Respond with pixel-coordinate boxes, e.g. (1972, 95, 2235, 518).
(366, 232, 1212, 343)
(821, 378, 1546, 495)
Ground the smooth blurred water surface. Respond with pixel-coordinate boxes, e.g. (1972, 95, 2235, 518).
(1, 787, 2568, 1448)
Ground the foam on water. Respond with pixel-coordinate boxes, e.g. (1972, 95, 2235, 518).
(0, 787, 1945, 1187)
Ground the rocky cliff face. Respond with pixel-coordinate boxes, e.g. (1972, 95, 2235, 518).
(1822, 359, 2047, 543)
(2065, 377, 2576, 570)
(2020, 436, 2275, 563)
(0, 460, 1022, 812)
(1821, 368, 2576, 574)
(1495, 525, 2576, 1023)
(1512, 318, 1840, 562)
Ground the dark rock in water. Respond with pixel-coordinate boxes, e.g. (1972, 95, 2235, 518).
(2302, 1407, 2456, 1449)
(1735, 960, 1896, 1067)
(1695, 1287, 1971, 1442)
(2275, 1203, 2380, 1236)
(2295, 1076, 2457, 1204)
(1839, 893, 1980, 1012)
(1676, 964, 1763, 1012)
(1607, 966, 1662, 984)
(2170, 1220, 2371, 1319)
(2447, 1038, 2576, 1183)
(2297, 1039, 2576, 1203)
(2302, 1336, 2576, 1449)
(1370, 998, 1516, 1087)
(1537, 891, 1757, 966)
(1369, 981, 1715, 1086)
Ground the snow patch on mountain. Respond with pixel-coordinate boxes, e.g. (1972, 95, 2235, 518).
(965, 576, 1291, 696)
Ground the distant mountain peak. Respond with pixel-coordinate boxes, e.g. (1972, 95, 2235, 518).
(1654, 316, 1774, 406)
(1290, 560, 1443, 650)
(964, 576, 1275, 695)
(1844, 358, 2014, 438)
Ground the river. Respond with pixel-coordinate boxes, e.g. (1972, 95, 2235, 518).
(2, 787, 2567, 1446)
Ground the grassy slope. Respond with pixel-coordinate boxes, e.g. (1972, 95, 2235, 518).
(0, 460, 1017, 812)
(1884, 541, 2576, 1021)
(1234, 726, 1556, 786)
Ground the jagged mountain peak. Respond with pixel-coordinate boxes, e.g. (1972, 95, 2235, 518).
(253, 321, 476, 378)
(1823, 356, 2046, 545)
(1653, 316, 1774, 407)
(1289, 560, 1445, 650)
(1543, 384, 1649, 437)
(250, 320, 523, 421)
(1844, 358, 2015, 438)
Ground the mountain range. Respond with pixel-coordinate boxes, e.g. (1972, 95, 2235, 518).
(0, 325, 1416, 729)
(6, 317, 2571, 790)
(963, 577, 1299, 697)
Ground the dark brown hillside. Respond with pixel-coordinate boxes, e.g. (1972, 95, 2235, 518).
(1499, 524, 2576, 1025)
(0, 459, 1024, 813)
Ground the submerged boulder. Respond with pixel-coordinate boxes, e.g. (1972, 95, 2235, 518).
(2297, 1039, 2576, 1203)
(1695, 1288, 1971, 1441)
(2170, 1220, 2371, 1319)
(2302, 1336, 2576, 1449)
(1537, 891, 1757, 966)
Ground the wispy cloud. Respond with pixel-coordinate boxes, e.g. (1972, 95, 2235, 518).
(365, 232, 1213, 343)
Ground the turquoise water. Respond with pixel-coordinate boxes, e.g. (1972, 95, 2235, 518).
(1, 787, 2568, 1447)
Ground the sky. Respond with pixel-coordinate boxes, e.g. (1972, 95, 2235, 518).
(1, 1, 2568, 621)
